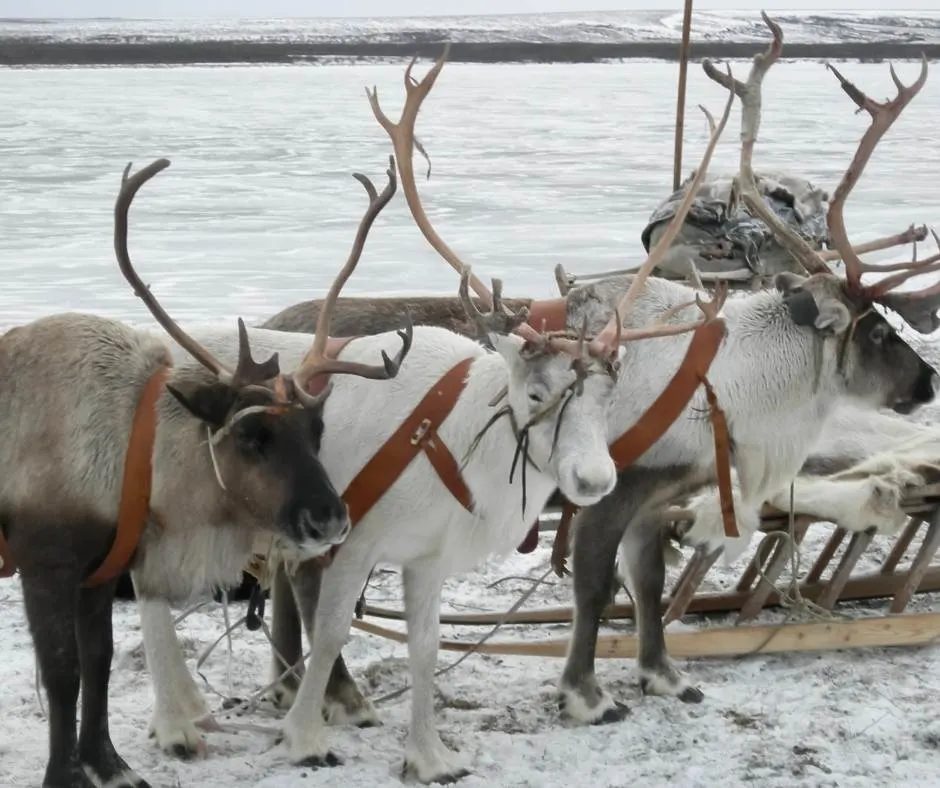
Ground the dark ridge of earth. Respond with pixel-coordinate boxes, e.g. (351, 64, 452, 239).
(1, 39, 939, 66)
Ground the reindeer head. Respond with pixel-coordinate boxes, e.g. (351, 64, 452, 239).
(704, 12, 938, 417)
(114, 156, 411, 558)
(775, 271, 937, 413)
(454, 270, 621, 504)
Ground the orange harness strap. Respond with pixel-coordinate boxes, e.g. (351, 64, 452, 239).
(550, 319, 736, 576)
(341, 358, 476, 527)
(309, 351, 477, 569)
(0, 365, 169, 584)
(526, 298, 569, 333)
(82, 365, 171, 588)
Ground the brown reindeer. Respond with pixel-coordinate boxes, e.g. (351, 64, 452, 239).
(0, 156, 409, 788)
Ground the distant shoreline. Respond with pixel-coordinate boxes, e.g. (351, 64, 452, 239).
(1, 39, 938, 67)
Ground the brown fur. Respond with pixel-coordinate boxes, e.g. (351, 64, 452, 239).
(261, 295, 533, 336)
(0, 311, 347, 788)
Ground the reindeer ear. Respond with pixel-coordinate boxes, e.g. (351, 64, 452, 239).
(813, 300, 852, 336)
(167, 381, 236, 429)
(774, 271, 807, 295)
(487, 332, 525, 359)
(783, 288, 820, 327)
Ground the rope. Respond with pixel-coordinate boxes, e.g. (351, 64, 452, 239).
(371, 563, 556, 706)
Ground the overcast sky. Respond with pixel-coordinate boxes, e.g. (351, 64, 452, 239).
(3, 1, 939, 19)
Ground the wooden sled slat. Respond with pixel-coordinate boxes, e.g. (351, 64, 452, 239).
(881, 518, 923, 574)
(892, 516, 940, 614)
(816, 529, 875, 611)
(353, 612, 940, 659)
(361, 566, 940, 627)
(737, 516, 813, 622)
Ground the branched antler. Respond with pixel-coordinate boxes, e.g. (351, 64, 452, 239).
(704, 12, 936, 333)
(366, 46, 498, 312)
(825, 57, 929, 293)
(115, 156, 411, 410)
(457, 266, 530, 336)
(292, 155, 414, 405)
(588, 81, 737, 358)
(115, 159, 281, 391)
(703, 12, 830, 277)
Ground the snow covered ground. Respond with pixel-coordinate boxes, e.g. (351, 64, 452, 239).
(2, 53, 940, 787)
(2, 512, 940, 787)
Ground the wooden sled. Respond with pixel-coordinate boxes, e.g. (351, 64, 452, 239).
(351, 486, 940, 659)
(552, 225, 930, 295)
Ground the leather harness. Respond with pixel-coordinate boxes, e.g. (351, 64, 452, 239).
(548, 317, 736, 576)
(0, 364, 170, 586)
(0, 298, 735, 585)
(304, 341, 477, 569)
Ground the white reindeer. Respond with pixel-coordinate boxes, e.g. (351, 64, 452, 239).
(132, 52, 738, 783)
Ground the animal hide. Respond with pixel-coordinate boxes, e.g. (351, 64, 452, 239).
(641, 169, 830, 280)
(679, 407, 940, 563)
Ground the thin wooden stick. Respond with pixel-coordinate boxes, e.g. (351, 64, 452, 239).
(353, 612, 940, 659)
(672, 0, 695, 193)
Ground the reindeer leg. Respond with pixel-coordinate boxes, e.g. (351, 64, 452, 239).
(20, 571, 94, 788)
(281, 548, 374, 767)
(268, 561, 304, 709)
(620, 518, 704, 703)
(136, 592, 213, 758)
(285, 559, 380, 727)
(76, 580, 150, 787)
(402, 562, 469, 784)
(558, 493, 632, 725)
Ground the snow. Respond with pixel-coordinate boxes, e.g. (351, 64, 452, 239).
(2, 53, 940, 787)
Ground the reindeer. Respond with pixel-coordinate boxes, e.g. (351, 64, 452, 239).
(131, 49, 738, 784)
(0, 156, 411, 788)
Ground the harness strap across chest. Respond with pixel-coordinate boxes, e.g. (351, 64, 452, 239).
(549, 318, 737, 576)
(304, 340, 476, 566)
(0, 364, 169, 585)
(337, 356, 476, 528)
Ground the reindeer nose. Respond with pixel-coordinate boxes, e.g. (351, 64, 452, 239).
(573, 464, 616, 499)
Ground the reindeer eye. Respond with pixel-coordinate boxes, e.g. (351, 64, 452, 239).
(528, 391, 545, 405)
(870, 322, 892, 344)
(235, 419, 273, 457)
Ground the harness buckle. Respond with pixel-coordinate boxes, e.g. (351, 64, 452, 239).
(410, 418, 432, 446)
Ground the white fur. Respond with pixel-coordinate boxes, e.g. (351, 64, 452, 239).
(138, 323, 621, 777)
(677, 405, 940, 561)
(139, 276, 935, 764)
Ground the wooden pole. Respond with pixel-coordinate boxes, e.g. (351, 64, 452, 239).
(672, 0, 694, 192)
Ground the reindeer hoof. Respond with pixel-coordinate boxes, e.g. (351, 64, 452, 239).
(640, 673, 704, 704)
(402, 762, 471, 784)
(297, 751, 343, 769)
(596, 701, 630, 725)
(171, 743, 194, 760)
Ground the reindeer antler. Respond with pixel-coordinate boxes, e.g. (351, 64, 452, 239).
(702, 12, 830, 277)
(115, 159, 281, 390)
(825, 57, 929, 294)
(366, 46, 500, 312)
(588, 81, 737, 358)
(705, 13, 937, 333)
(824, 57, 938, 332)
(457, 265, 530, 337)
(291, 155, 414, 406)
